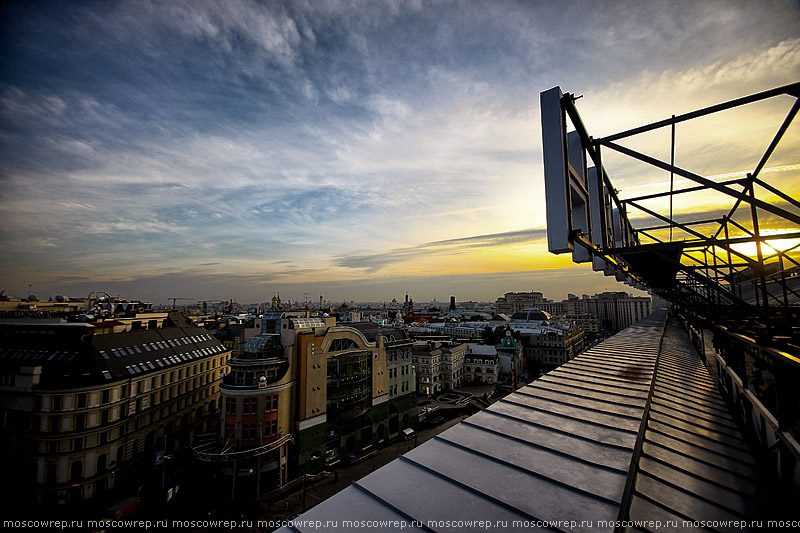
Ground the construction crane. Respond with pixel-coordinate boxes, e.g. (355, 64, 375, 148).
(168, 297, 192, 309)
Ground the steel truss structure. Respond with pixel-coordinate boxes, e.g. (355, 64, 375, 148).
(542, 82, 800, 355)
(542, 84, 800, 468)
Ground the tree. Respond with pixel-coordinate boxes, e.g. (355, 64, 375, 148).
(481, 325, 505, 345)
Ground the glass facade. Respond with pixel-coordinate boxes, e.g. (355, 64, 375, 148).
(326, 350, 371, 421)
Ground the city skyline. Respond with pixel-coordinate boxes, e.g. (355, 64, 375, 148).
(2, 1, 799, 304)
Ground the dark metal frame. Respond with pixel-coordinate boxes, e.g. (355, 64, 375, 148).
(555, 82, 800, 353)
(543, 83, 800, 507)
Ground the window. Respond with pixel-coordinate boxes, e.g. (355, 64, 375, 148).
(77, 393, 87, 408)
(70, 461, 83, 482)
(271, 420, 277, 436)
(272, 396, 279, 411)
(46, 464, 57, 484)
(226, 398, 236, 414)
(243, 398, 256, 414)
(329, 338, 357, 352)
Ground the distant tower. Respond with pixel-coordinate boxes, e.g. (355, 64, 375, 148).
(449, 296, 456, 311)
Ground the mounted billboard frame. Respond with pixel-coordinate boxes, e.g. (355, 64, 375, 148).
(540, 81, 800, 344)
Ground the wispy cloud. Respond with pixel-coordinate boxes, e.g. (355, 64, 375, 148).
(335, 228, 547, 273)
(1, 1, 798, 302)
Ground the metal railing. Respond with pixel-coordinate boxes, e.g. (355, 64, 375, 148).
(680, 312, 800, 503)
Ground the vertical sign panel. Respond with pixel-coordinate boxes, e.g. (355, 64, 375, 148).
(541, 87, 572, 253)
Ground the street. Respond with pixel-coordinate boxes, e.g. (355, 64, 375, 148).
(253, 415, 468, 530)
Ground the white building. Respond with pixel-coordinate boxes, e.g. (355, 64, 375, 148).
(495, 292, 544, 315)
(465, 345, 500, 384)
(507, 308, 585, 366)
(425, 322, 487, 340)
(387, 339, 416, 401)
(412, 342, 468, 395)
(584, 292, 652, 331)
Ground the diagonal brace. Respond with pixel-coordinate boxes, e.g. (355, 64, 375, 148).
(601, 140, 800, 226)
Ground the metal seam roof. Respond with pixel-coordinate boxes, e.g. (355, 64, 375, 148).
(281, 311, 771, 532)
(623, 318, 770, 529)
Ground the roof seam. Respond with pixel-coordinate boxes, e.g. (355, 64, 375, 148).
(645, 424, 755, 465)
(349, 482, 437, 532)
(457, 420, 631, 475)
(641, 439, 760, 480)
(429, 435, 625, 506)
(480, 408, 634, 451)
(500, 397, 641, 435)
(513, 390, 643, 421)
(638, 451, 768, 503)
(395, 455, 560, 528)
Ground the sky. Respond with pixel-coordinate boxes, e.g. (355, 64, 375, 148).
(1, 0, 799, 306)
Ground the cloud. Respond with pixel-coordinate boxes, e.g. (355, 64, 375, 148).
(1, 1, 798, 301)
(335, 227, 547, 273)
(30, 261, 642, 306)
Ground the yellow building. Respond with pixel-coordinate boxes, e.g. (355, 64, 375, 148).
(191, 309, 417, 500)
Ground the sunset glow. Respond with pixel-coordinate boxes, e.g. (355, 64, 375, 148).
(1, 1, 798, 303)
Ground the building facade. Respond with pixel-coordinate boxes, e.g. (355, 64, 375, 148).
(412, 342, 467, 395)
(495, 292, 544, 315)
(293, 320, 417, 474)
(192, 310, 418, 487)
(0, 313, 231, 511)
(538, 297, 587, 316)
(464, 346, 500, 384)
(565, 314, 601, 334)
(584, 292, 652, 331)
(505, 308, 585, 367)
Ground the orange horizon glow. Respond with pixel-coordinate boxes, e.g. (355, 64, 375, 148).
(729, 228, 800, 258)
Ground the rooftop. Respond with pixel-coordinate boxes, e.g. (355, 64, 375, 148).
(280, 310, 774, 531)
(0, 313, 227, 387)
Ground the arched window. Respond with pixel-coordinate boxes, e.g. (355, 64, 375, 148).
(329, 338, 358, 352)
(97, 454, 107, 473)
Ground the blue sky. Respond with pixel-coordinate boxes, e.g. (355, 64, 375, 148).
(1, 1, 799, 305)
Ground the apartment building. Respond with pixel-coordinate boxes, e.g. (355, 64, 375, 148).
(0, 312, 231, 510)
